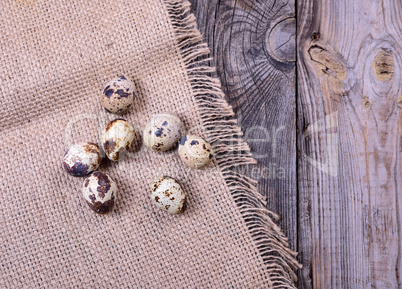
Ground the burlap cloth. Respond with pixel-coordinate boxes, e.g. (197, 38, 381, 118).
(0, 0, 299, 287)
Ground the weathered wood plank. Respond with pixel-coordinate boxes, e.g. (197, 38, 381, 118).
(297, 0, 402, 288)
(188, 0, 298, 253)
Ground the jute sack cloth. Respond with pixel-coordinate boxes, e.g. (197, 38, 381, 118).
(0, 0, 299, 287)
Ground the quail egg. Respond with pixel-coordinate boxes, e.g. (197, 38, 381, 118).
(143, 113, 182, 151)
(101, 75, 135, 114)
(150, 176, 186, 214)
(102, 119, 135, 161)
(82, 171, 118, 214)
(178, 135, 213, 169)
(62, 142, 102, 176)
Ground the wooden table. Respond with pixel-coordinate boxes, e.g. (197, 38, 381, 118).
(189, 0, 402, 288)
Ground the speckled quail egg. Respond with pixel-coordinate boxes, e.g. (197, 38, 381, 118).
(150, 176, 186, 214)
(101, 75, 136, 114)
(143, 113, 182, 151)
(82, 171, 118, 214)
(62, 142, 102, 176)
(178, 135, 213, 169)
(102, 119, 135, 161)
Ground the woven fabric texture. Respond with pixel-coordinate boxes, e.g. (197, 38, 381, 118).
(0, 0, 298, 288)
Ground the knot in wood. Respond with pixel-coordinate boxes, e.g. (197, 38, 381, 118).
(265, 17, 296, 63)
(372, 49, 394, 82)
(311, 32, 320, 41)
(397, 96, 402, 109)
(308, 46, 347, 80)
(363, 98, 372, 109)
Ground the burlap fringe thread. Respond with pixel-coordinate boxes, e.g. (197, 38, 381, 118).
(164, 0, 301, 287)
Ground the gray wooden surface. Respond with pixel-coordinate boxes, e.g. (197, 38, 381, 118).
(189, 0, 402, 288)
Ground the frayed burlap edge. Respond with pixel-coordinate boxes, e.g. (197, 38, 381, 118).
(163, 0, 301, 287)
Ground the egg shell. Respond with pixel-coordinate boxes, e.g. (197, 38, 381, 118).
(178, 135, 213, 169)
(82, 171, 118, 214)
(62, 142, 102, 176)
(150, 176, 186, 214)
(101, 75, 135, 114)
(102, 119, 135, 161)
(143, 113, 182, 151)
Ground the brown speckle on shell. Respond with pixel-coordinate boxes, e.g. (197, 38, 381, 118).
(83, 143, 100, 154)
(178, 135, 213, 169)
(178, 199, 187, 213)
(63, 142, 102, 177)
(105, 119, 125, 132)
(143, 113, 182, 151)
(103, 139, 116, 153)
(85, 198, 115, 214)
(101, 77, 135, 115)
(149, 176, 186, 214)
(102, 119, 135, 161)
(82, 172, 118, 214)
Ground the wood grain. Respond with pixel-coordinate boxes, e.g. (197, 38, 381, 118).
(188, 0, 298, 252)
(190, 0, 401, 288)
(297, 0, 402, 288)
